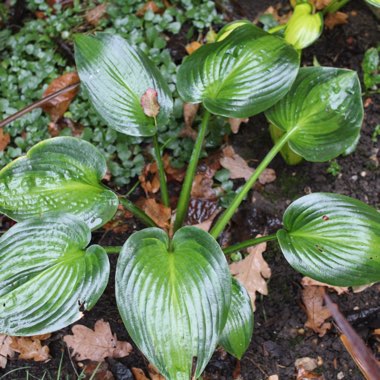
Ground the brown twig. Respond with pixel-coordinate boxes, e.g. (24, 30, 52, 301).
(0, 82, 80, 129)
(324, 293, 380, 380)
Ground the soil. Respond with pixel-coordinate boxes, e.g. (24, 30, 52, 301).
(1, 1, 380, 380)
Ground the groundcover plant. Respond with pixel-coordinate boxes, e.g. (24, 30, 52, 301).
(0, 21, 379, 380)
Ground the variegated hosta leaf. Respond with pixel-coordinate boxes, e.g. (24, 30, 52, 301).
(116, 226, 231, 380)
(0, 214, 109, 336)
(177, 23, 300, 118)
(265, 67, 364, 162)
(277, 193, 380, 286)
(75, 33, 173, 137)
(219, 278, 254, 359)
(0, 137, 118, 229)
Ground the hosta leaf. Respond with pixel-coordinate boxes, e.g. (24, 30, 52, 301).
(277, 193, 380, 286)
(0, 214, 109, 335)
(0, 137, 118, 229)
(265, 67, 364, 162)
(74, 33, 173, 137)
(219, 278, 253, 359)
(116, 226, 231, 380)
(177, 24, 300, 118)
(365, 0, 380, 7)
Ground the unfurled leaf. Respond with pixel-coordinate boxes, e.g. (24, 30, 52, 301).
(75, 33, 172, 136)
(177, 23, 299, 118)
(10, 334, 50, 361)
(141, 88, 160, 118)
(0, 137, 118, 230)
(220, 146, 276, 184)
(265, 67, 363, 162)
(85, 3, 108, 26)
(0, 335, 14, 368)
(0, 128, 10, 151)
(219, 278, 254, 359)
(229, 239, 270, 311)
(302, 285, 331, 336)
(285, 3, 323, 49)
(0, 214, 109, 335)
(277, 193, 380, 286)
(324, 12, 348, 30)
(116, 227, 231, 380)
(42, 72, 80, 122)
(64, 320, 132, 362)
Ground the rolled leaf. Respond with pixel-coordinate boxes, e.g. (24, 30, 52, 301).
(116, 226, 231, 380)
(0, 214, 109, 335)
(219, 278, 254, 359)
(284, 3, 323, 50)
(0, 137, 118, 230)
(75, 33, 173, 136)
(265, 67, 363, 162)
(277, 193, 380, 286)
(177, 24, 300, 118)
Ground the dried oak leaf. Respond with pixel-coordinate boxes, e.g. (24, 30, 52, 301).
(229, 239, 271, 311)
(325, 12, 348, 30)
(140, 198, 171, 230)
(301, 276, 348, 295)
(83, 361, 114, 380)
(185, 41, 202, 55)
(85, 3, 108, 26)
(0, 335, 15, 369)
(42, 72, 80, 122)
(141, 88, 160, 118)
(10, 334, 51, 362)
(220, 146, 276, 184)
(64, 319, 132, 362)
(180, 103, 200, 140)
(302, 286, 331, 336)
(140, 162, 161, 195)
(228, 118, 249, 134)
(132, 367, 149, 380)
(132, 365, 164, 380)
(0, 128, 10, 151)
(136, 1, 164, 17)
(163, 154, 185, 182)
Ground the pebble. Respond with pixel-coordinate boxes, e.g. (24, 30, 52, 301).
(337, 371, 345, 379)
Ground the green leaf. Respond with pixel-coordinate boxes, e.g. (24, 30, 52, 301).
(116, 226, 231, 380)
(0, 137, 118, 230)
(284, 3, 323, 50)
(177, 24, 300, 118)
(74, 33, 173, 137)
(365, 0, 380, 7)
(269, 123, 303, 165)
(219, 278, 253, 359)
(362, 47, 380, 90)
(265, 67, 364, 162)
(0, 214, 109, 335)
(277, 193, 380, 286)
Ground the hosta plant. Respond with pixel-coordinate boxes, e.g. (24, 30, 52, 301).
(0, 21, 379, 380)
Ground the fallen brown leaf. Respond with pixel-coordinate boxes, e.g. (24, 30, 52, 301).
(10, 334, 51, 362)
(85, 3, 108, 26)
(141, 88, 160, 118)
(310, 0, 332, 10)
(325, 12, 348, 30)
(302, 285, 331, 336)
(42, 72, 80, 122)
(140, 162, 161, 195)
(296, 367, 324, 380)
(229, 239, 270, 311)
(64, 319, 132, 362)
(0, 335, 15, 369)
(260, 5, 292, 24)
(132, 367, 149, 380)
(185, 41, 202, 55)
(163, 154, 185, 182)
(228, 118, 249, 134)
(220, 146, 276, 184)
(267, 376, 279, 380)
(136, 1, 164, 17)
(82, 360, 114, 380)
(140, 198, 171, 230)
(180, 103, 200, 140)
(147, 364, 165, 380)
(301, 277, 348, 295)
(0, 128, 10, 151)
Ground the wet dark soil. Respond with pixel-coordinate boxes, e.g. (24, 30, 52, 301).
(1, 1, 380, 379)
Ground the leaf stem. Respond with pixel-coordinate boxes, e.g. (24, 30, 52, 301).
(0, 82, 80, 129)
(153, 133, 170, 207)
(322, 0, 350, 15)
(173, 109, 211, 233)
(210, 129, 296, 239)
(103, 246, 122, 254)
(119, 197, 158, 228)
(223, 234, 277, 255)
